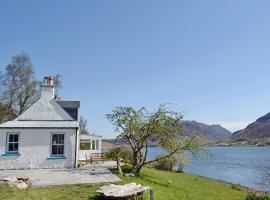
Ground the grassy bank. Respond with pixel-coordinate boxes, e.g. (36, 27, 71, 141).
(120, 167, 247, 200)
(0, 167, 265, 200)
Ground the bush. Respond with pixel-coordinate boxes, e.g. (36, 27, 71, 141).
(106, 146, 133, 163)
(153, 156, 176, 171)
(245, 192, 270, 200)
(121, 164, 133, 173)
(102, 151, 112, 160)
(231, 184, 242, 191)
(111, 164, 133, 174)
(119, 147, 133, 164)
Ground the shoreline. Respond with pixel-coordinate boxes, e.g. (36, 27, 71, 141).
(185, 172, 269, 195)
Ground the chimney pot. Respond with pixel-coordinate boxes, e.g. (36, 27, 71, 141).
(43, 76, 54, 86)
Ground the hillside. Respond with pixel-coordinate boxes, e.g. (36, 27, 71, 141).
(104, 120, 232, 146)
(229, 112, 270, 146)
(181, 120, 232, 143)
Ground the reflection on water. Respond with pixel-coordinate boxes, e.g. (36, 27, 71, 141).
(147, 147, 270, 192)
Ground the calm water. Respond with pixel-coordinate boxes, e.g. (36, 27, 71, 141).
(147, 147, 270, 192)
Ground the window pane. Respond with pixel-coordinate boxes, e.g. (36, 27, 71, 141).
(80, 142, 90, 150)
(8, 143, 13, 151)
(9, 134, 16, 142)
(52, 135, 58, 144)
(14, 143, 18, 151)
(52, 145, 57, 155)
(13, 135, 19, 142)
(91, 140, 96, 150)
(58, 145, 64, 155)
(59, 134, 64, 144)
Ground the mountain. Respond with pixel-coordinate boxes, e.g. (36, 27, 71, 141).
(181, 120, 232, 143)
(229, 112, 270, 146)
(104, 120, 232, 146)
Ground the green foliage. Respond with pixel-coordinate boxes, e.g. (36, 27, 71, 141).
(102, 151, 111, 160)
(107, 146, 133, 176)
(231, 184, 242, 191)
(120, 148, 133, 164)
(121, 164, 133, 173)
(106, 105, 202, 176)
(111, 164, 133, 174)
(152, 156, 176, 171)
(245, 192, 270, 200)
(107, 146, 133, 164)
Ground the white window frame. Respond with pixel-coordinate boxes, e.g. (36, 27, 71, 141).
(6, 132, 20, 154)
(90, 140, 100, 150)
(50, 133, 65, 157)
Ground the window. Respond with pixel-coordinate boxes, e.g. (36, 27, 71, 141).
(80, 142, 90, 150)
(91, 140, 96, 150)
(51, 133, 65, 156)
(95, 140, 100, 150)
(6, 133, 19, 153)
(79, 139, 100, 151)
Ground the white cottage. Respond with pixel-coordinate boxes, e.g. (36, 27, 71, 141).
(0, 77, 81, 169)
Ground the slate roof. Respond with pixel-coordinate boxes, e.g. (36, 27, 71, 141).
(56, 101, 80, 121)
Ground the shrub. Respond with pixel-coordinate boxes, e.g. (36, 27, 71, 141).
(153, 156, 176, 171)
(245, 192, 270, 200)
(102, 151, 110, 159)
(231, 184, 242, 191)
(119, 147, 133, 164)
(121, 164, 133, 173)
(105, 146, 133, 163)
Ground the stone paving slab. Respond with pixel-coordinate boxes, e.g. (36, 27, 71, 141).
(0, 161, 121, 186)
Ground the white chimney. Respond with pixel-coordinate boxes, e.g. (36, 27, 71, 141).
(41, 76, 55, 99)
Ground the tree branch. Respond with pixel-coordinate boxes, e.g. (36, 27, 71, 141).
(144, 148, 179, 165)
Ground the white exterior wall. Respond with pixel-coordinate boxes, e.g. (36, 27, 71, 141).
(0, 128, 77, 169)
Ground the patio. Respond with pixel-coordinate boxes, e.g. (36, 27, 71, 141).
(0, 161, 120, 186)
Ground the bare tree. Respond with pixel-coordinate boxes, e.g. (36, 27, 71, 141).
(0, 53, 37, 120)
(80, 116, 89, 134)
(53, 74, 62, 99)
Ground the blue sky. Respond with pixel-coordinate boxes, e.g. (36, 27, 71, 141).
(0, 0, 270, 138)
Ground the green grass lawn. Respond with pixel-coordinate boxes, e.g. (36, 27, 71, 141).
(0, 167, 258, 200)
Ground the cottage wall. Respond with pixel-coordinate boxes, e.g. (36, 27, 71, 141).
(0, 128, 77, 169)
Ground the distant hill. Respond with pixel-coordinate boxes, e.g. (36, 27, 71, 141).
(181, 120, 232, 143)
(104, 120, 232, 146)
(229, 112, 270, 146)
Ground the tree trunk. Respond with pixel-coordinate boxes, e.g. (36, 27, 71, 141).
(178, 163, 184, 173)
(133, 163, 143, 177)
(132, 151, 138, 170)
(116, 159, 123, 176)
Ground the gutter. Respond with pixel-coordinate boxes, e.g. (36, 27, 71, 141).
(74, 127, 79, 168)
